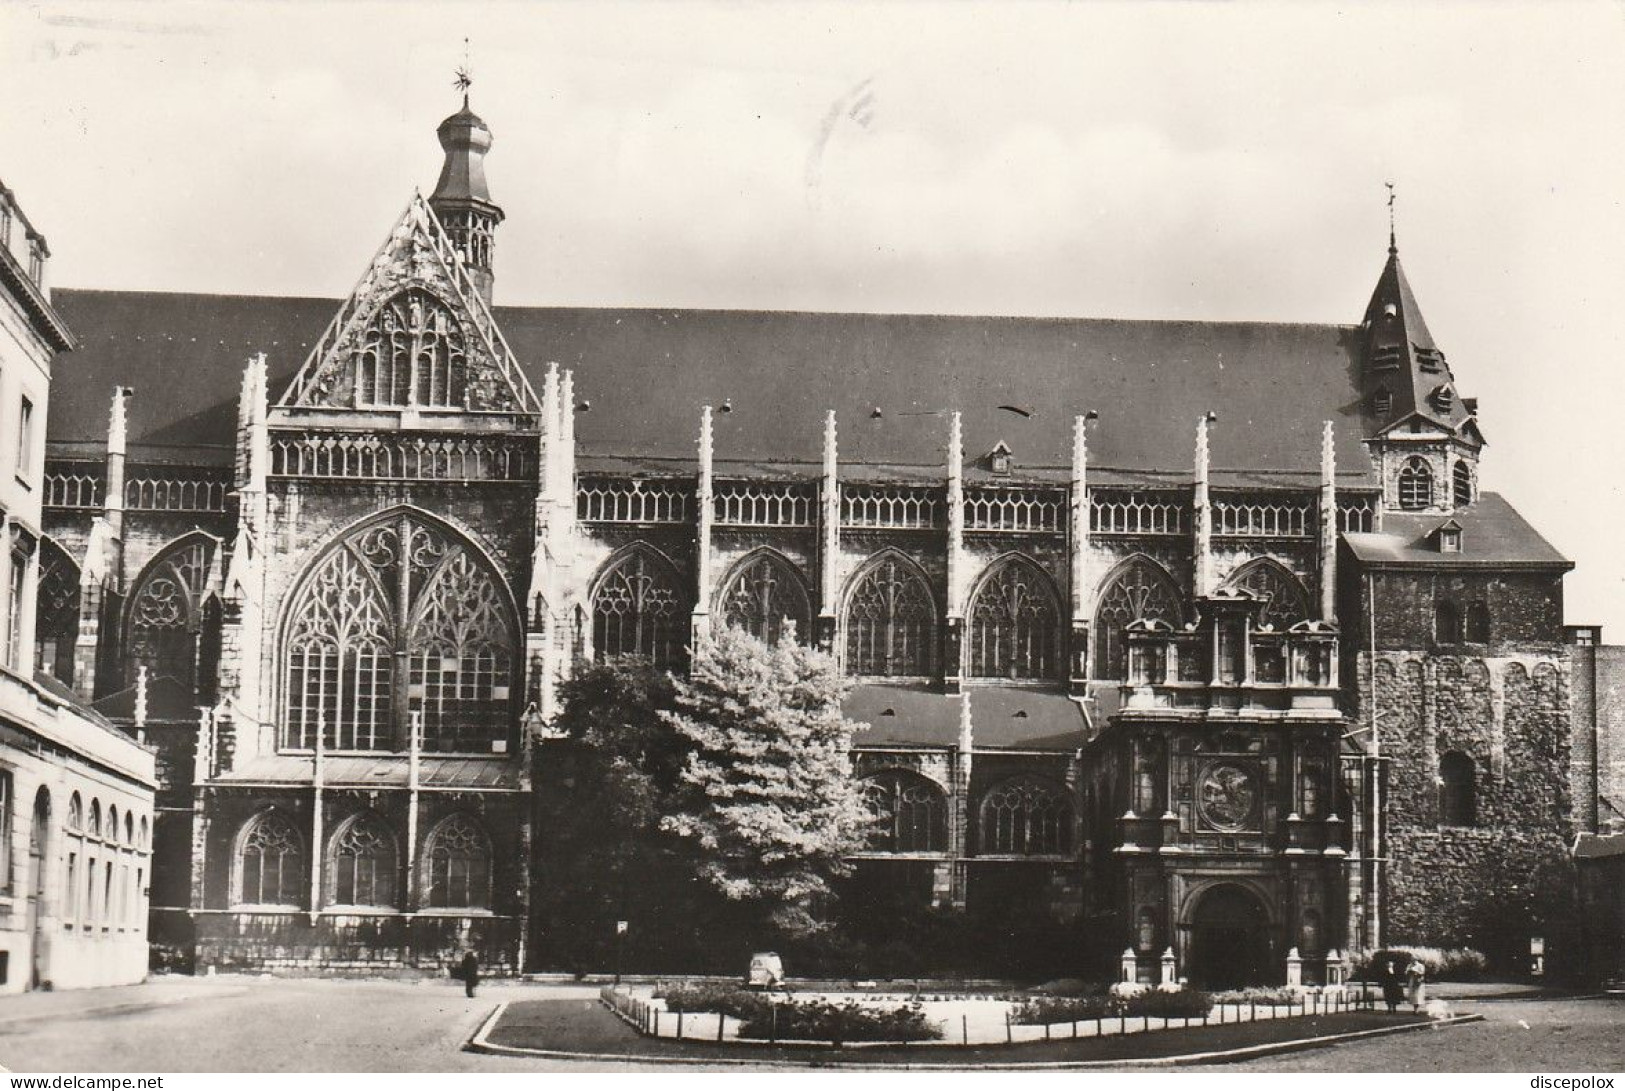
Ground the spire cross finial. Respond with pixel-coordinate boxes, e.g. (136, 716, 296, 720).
(454, 37, 473, 104)
(1385, 181, 1397, 254)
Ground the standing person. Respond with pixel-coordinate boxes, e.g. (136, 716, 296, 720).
(1405, 955, 1427, 1013)
(460, 949, 480, 999)
(1380, 953, 1405, 1013)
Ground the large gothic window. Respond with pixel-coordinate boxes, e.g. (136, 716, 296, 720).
(34, 538, 80, 684)
(126, 534, 215, 692)
(978, 776, 1074, 856)
(282, 511, 517, 752)
(235, 810, 305, 908)
(1398, 457, 1434, 511)
(1221, 558, 1311, 630)
(718, 551, 811, 647)
(968, 557, 1060, 680)
(354, 289, 468, 409)
(423, 813, 493, 910)
(864, 771, 948, 853)
(591, 547, 688, 670)
(844, 554, 938, 677)
(1093, 556, 1183, 680)
(327, 812, 398, 908)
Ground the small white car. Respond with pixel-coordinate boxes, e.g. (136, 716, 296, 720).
(747, 952, 784, 988)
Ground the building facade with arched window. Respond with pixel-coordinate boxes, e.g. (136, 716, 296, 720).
(28, 95, 1610, 984)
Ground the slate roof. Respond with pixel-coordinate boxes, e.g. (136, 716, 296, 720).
(213, 753, 522, 790)
(93, 675, 202, 723)
(1361, 248, 1479, 442)
(1342, 493, 1571, 569)
(48, 288, 1381, 486)
(1573, 832, 1625, 860)
(845, 683, 1088, 750)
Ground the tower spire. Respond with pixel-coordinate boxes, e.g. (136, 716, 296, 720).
(430, 57, 503, 304)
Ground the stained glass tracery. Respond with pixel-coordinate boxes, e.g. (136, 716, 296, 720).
(591, 548, 687, 669)
(329, 812, 397, 907)
(719, 552, 810, 647)
(1092, 557, 1183, 679)
(968, 558, 1059, 680)
(424, 813, 492, 909)
(864, 771, 948, 853)
(844, 555, 937, 677)
(1221, 559, 1310, 629)
(34, 539, 80, 683)
(979, 777, 1074, 855)
(127, 536, 214, 691)
(236, 811, 305, 907)
(282, 512, 516, 752)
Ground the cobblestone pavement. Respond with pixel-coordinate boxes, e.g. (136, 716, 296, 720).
(0, 976, 1617, 1073)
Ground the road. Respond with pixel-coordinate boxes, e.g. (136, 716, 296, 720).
(0, 977, 1618, 1073)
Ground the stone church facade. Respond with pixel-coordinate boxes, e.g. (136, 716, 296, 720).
(26, 98, 1613, 983)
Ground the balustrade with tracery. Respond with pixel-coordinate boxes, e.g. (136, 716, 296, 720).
(1211, 493, 1314, 538)
(1090, 491, 1187, 536)
(963, 489, 1065, 533)
(713, 482, 816, 527)
(270, 431, 534, 482)
(841, 486, 943, 530)
(577, 478, 690, 523)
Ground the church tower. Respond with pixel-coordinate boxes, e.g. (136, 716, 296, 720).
(429, 94, 504, 304)
(1359, 229, 1485, 515)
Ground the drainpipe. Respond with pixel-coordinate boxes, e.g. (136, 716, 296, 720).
(1367, 571, 1382, 950)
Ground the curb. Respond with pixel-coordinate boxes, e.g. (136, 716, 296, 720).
(464, 1004, 1483, 1070)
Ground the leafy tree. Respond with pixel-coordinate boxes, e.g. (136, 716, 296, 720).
(660, 625, 874, 936)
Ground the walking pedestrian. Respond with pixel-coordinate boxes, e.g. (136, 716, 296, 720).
(460, 949, 480, 999)
(1404, 955, 1427, 1013)
(1380, 953, 1405, 1013)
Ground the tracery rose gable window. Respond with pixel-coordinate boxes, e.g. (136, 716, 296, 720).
(1221, 559, 1311, 630)
(978, 776, 1074, 856)
(591, 549, 687, 670)
(844, 555, 938, 677)
(719, 552, 811, 647)
(968, 557, 1060, 680)
(34, 538, 80, 684)
(1397, 457, 1434, 511)
(126, 535, 214, 692)
(353, 289, 468, 409)
(235, 811, 305, 907)
(864, 771, 948, 853)
(423, 814, 493, 910)
(328, 812, 397, 908)
(282, 512, 517, 752)
(1092, 557, 1182, 680)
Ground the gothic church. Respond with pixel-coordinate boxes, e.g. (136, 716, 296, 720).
(30, 97, 1603, 984)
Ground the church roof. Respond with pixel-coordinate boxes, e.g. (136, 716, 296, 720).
(1361, 247, 1480, 444)
(47, 288, 1380, 486)
(1341, 492, 1570, 569)
(845, 683, 1088, 750)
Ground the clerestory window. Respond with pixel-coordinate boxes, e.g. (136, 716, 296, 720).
(843, 554, 938, 677)
(967, 557, 1060, 680)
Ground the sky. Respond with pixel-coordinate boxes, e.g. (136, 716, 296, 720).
(3, 0, 1623, 633)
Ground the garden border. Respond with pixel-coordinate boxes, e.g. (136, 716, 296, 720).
(465, 1000, 1484, 1069)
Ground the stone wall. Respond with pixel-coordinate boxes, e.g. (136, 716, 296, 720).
(1569, 644, 1625, 832)
(1358, 650, 1577, 968)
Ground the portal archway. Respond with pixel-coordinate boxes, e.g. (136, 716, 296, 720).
(1187, 883, 1273, 988)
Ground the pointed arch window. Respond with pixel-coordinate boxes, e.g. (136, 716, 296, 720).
(282, 512, 517, 752)
(968, 558, 1060, 680)
(1397, 457, 1434, 511)
(863, 771, 948, 853)
(235, 810, 305, 907)
(423, 814, 493, 910)
(1093, 557, 1183, 680)
(978, 776, 1074, 856)
(1221, 559, 1311, 630)
(127, 535, 216, 692)
(328, 812, 398, 908)
(844, 555, 938, 677)
(591, 548, 688, 670)
(354, 289, 468, 409)
(1439, 750, 1476, 826)
(718, 552, 811, 647)
(34, 539, 80, 684)
(1452, 460, 1474, 508)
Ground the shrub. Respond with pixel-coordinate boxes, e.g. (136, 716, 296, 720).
(1124, 988, 1214, 1020)
(653, 982, 771, 1020)
(1031, 978, 1107, 998)
(1210, 986, 1300, 1006)
(1350, 946, 1488, 982)
(1011, 995, 1113, 1024)
(737, 998, 942, 1043)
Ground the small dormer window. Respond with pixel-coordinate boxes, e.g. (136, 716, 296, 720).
(1383, 304, 1398, 318)
(988, 441, 1013, 476)
(1439, 527, 1462, 553)
(1428, 384, 1454, 412)
(1373, 389, 1393, 415)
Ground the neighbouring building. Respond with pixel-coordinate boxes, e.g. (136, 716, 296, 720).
(0, 177, 156, 992)
(28, 96, 1625, 985)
